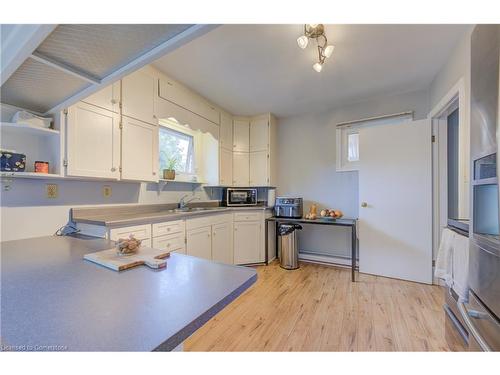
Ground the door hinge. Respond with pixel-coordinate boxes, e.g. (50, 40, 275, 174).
(119, 166, 122, 172)
(431, 135, 436, 143)
(267, 154, 270, 159)
(63, 108, 68, 115)
(63, 159, 68, 167)
(184, 237, 187, 244)
(119, 102, 122, 109)
(119, 121, 123, 129)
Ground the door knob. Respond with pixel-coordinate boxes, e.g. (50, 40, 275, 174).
(361, 202, 368, 208)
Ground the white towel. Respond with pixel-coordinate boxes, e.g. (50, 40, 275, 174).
(451, 233, 469, 302)
(434, 228, 470, 302)
(435, 228, 455, 285)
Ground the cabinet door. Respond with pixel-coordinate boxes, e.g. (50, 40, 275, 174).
(250, 150, 269, 186)
(220, 112, 233, 150)
(121, 116, 159, 182)
(186, 226, 212, 260)
(234, 221, 262, 264)
(233, 119, 249, 152)
(82, 81, 121, 113)
(122, 69, 156, 124)
(212, 222, 233, 264)
(250, 118, 269, 152)
(66, 102, 120, 179)
(232, 151, 249, 186)
(220, 147, 233, 186)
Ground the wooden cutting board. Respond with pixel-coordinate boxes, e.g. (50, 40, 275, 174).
(84, 246, 171, 271)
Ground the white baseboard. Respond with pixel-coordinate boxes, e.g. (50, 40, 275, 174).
(298, 252, 352, 267)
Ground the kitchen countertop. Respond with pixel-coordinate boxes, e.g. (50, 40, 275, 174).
(0, 235, 257, 351)
(71, 203, 272, 227)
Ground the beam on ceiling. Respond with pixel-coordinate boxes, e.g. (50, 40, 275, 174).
(30, 51, 101, 85)
(1, 24, 57, 86)
(45, 24, 219, 115)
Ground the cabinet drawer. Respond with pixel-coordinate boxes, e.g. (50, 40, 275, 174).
(109, 224, 151, 241)
(233, 211, 263, 222)
(152, 233, 185, 253)
(152, 220, 185, 237)
(142, 238, 152, 248)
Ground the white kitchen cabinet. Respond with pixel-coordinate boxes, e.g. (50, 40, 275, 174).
(152, 232, 186, 254)
(249, 150, 269, 186)
(232, 151, 249, 186)
(233, 220, 262, 264)
(109, 224, 151, 241)
(121, 68, 157, 125)
(121, 116, 159, 182)
(66, 101, 121, 179)
(158, 77, 219, 124)
(186, 226, 212, 260)
(250, 117, 269, 152)
(220, 147, 233, 186)
(81, 81, 121, 113)
(220, 112, 233, 150)
(211, 221, 233, 264)
(233, 119, 250, 152)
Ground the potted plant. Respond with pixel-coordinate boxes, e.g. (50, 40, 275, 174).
(163, 156, 178, 180)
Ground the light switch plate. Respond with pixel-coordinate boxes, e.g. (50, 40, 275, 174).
(103, 185, 112, 198)
(46, 184, 58, 198)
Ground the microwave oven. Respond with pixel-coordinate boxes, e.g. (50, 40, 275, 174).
(222, 188, 257, 206)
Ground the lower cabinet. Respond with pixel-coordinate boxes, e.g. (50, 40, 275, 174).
(152, 232, 186, 254)
(211, 221, 233, 264)
(233, 220, 262, 264)
(186, 226, 212, 260)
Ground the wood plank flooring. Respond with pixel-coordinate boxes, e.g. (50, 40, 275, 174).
(185, 261, 450, 351)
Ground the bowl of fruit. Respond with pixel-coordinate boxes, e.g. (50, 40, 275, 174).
(319, 209, 343, 220)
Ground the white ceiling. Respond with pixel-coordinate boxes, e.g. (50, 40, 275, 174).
(153, 24, 470, 118)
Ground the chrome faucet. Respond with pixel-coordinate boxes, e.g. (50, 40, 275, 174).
(179, 194, 200, 209)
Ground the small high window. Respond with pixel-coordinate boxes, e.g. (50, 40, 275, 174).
(159, 126, 195, 175)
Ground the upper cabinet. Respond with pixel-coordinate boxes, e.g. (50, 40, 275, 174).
(66, 101, 121, 179)
(121, 116, 159, 182)
(233, 119, 250, 152)
(250, 117, 269, 152)
(158, 77, 220, 125)
(121, 67, 157, 125)
(219, 112, 233, 151)
(81, 81, 121, 113)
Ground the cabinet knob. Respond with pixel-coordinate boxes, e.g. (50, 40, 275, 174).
(111, 167, 116, 172)
(167, 243, 171, 247)
(111, 99, 117, 104)
(153, 172, 156, 175)
(361, 202, 368, 208)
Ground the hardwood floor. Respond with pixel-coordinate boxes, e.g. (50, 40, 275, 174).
(185, 261, 450, 351)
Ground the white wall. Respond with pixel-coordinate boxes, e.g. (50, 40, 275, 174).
(0, 179, 212, 242)
(276, 88, 430, 259)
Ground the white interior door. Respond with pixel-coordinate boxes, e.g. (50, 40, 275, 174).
(358, 119, 432, 284)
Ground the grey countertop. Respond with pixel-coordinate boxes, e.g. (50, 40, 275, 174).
(72, 203, 272, 227)
(0, 235, 257, 351)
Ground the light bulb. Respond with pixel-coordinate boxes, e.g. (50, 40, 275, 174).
(308, 24, 319, 29)
(297, 35, 309, 49)
(313, 62, 323, 72)
(324, 45, 335, 58)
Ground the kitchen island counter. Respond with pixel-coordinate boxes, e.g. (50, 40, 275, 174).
(0, 235, 256, 351)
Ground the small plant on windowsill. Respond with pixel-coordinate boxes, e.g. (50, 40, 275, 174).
(163, 156, 179, 180)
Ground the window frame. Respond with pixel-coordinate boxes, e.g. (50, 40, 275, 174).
(159, 123, 196, 177)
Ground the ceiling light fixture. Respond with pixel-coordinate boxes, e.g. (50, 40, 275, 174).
(296, 24, 335, 72)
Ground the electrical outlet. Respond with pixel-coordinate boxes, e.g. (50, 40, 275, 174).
(103, 185, 112, 198)
(46, 184, 58, 199)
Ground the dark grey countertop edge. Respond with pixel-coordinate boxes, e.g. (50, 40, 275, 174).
(153, 272, 258, 351)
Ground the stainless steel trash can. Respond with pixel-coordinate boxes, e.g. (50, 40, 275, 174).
(278, 224, 302, 270)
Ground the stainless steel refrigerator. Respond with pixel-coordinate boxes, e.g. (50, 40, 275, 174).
(461, 24, 500, 351)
